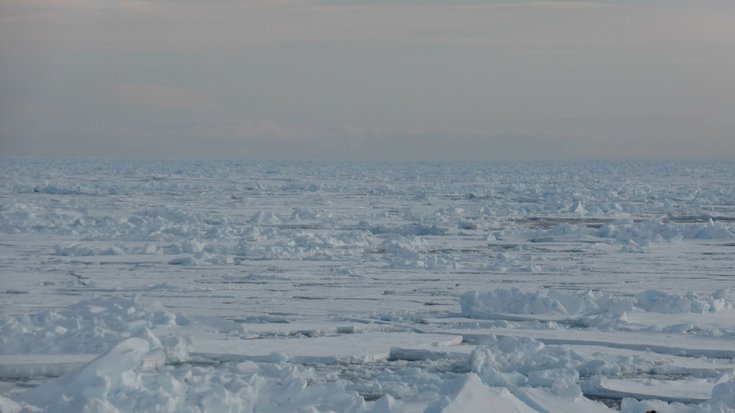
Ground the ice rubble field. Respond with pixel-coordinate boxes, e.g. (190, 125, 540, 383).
(1, 159, 735, 413)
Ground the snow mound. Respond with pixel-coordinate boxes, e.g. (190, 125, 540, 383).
(470, 335, 585, 390)
(53, 243, 124, 257)
(237, 230, 372, 261)
(375, 236, 456, 269)
(635, 289, 735, 313)
(596, 219, 735, 244)
(0, 296, 189, 354)
(427, 373, 538, 413)
(462, 288, 735, 320)
(512, 219, 735, 248)
(483, 252, 542, 273)
(17, 332, 368, 413)
(461, 288, 633, 318)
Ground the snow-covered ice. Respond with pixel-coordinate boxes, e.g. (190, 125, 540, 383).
(1, 159, 734, 412)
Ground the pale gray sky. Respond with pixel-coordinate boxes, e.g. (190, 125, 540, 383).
(1, 0, 734, 160)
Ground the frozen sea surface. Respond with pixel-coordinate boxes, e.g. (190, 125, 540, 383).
(1, 159, 734, 412)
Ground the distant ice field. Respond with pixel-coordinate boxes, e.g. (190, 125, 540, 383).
(1, 159, 734, 412)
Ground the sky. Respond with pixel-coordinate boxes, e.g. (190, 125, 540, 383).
(1, 0, 734, 160)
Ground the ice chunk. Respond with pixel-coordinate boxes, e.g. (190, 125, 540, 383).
(0, 296, 187, 354)
(0, 395, 23, 413)
(0, 354, 96, 380)
(516, 388, 613, 413)
(635, 289, 735, 314)
(428, 374, 538, 413)
(460, 288, 633, 319)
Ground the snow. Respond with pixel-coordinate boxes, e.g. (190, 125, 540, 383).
(1, 158, 735, 412)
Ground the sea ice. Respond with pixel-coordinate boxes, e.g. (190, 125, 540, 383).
(2, 159, 734, 412)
